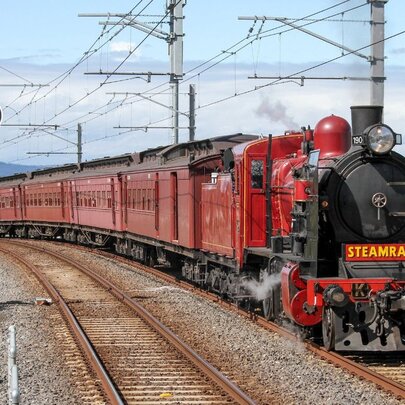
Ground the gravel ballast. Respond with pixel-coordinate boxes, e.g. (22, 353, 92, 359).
(38, 241, 403, 405)
(0, 252, 104, 405)
(2, 239, 403, 404)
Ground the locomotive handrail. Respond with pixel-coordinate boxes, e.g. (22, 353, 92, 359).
(318, 157, 340, 162)
(271, 185, 294, 189)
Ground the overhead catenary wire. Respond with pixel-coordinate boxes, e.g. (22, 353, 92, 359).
(196, 29, 405, 111)
(3, 0, 151, 122)
(2, 0, 359, 141)
(4, 0, 398, 163)
(3, 1, 183, 159)
(0, 65, 34, 84)
(54, 1, 368, 135)
(2, 0, 160, 153)
(10, 0, 358, 134)
(75, 25, 405, 148)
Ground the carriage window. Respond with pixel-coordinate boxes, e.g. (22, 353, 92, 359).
(147, 189, 151, 211)
(251, 159, 264, 189)
(107, 191, 112, 208)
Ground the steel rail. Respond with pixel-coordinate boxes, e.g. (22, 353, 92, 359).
(0, 246, 124, 405)
(2, 241, 256, 405)
(9, 239, 405, 399)
(306, 344, 405, 399)
(84, 246, 405, 400)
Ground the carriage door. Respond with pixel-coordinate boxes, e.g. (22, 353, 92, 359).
(20, 186, 26, 219)
(60, 182, 65, 219)
(13, 187, 18, 218)
(110, 178, 116, 226)
(247, 156, 266, 247)
(170, 172, 178, 241)
(120, 175, 128, 228)
(155, 173, 159, 237)
(70, 181, 75, 220)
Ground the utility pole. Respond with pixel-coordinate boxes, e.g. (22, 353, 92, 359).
(26, 124, 83, 163)
(239, 0, 388, 107)
(370, 0, 387, 106)
(77, 123, 83, 164)
(80, 0, 185, 144)
(168, 0, 184, 144)
(189, 84, 196, 141)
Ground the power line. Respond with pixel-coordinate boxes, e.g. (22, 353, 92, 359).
(196, 29, 405, 111)
(12, 1, 177, 142)
(3, 0, 360, 145)
(3, 0, 150, 123)
(85, 1, 365, 139)
(0, 65, 34, 84)
(70, 0, 362, 135)
(2, 0, 396, 163)
(1, 0, 158, 152)
(86, 24, 405, 142)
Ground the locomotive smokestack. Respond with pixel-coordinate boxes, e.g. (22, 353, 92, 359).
(350, 105, 383, 136)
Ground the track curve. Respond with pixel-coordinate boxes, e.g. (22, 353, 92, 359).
(0, 240, 256, 404)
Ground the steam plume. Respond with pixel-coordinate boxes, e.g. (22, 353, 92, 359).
(241, 272, 281, 301)
(255, 98, 299, 129)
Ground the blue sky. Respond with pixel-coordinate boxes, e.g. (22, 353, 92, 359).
(0, 0, 404, 165)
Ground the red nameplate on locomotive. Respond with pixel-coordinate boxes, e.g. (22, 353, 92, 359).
(344, 244, 405, 262)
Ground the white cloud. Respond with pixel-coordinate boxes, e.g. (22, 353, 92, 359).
(0, 58, 404, 166)
(110, 41, 141, 56)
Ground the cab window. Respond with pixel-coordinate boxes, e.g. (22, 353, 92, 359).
(251, 159, 264, 189)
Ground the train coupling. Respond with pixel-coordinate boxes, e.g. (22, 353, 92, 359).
(372, 288, 405, 312)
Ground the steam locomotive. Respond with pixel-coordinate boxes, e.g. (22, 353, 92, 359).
(0, 105, 404, 351)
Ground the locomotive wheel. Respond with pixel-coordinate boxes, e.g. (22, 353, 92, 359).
(262, 286, 281, 321)
(263, 296, 273, 320)
(322, 307, 336, 351)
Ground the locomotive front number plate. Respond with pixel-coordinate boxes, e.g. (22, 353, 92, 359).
(352, 135, 365, 145)
(344, 243, 405, 261)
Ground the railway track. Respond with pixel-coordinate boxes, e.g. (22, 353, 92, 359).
(0, 240, 255, 405)
(64, 242, 405, 401)
(344, 353, 405, 387)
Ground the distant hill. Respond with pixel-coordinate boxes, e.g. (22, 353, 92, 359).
(0, 162, 47, 177)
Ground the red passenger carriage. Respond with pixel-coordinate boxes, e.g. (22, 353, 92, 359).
(116, 135, 257, 264)
(0, 174, 25, 225)
(1, 106, 405, 351)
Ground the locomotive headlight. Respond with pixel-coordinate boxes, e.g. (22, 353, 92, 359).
(366, 124, 395, 155)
